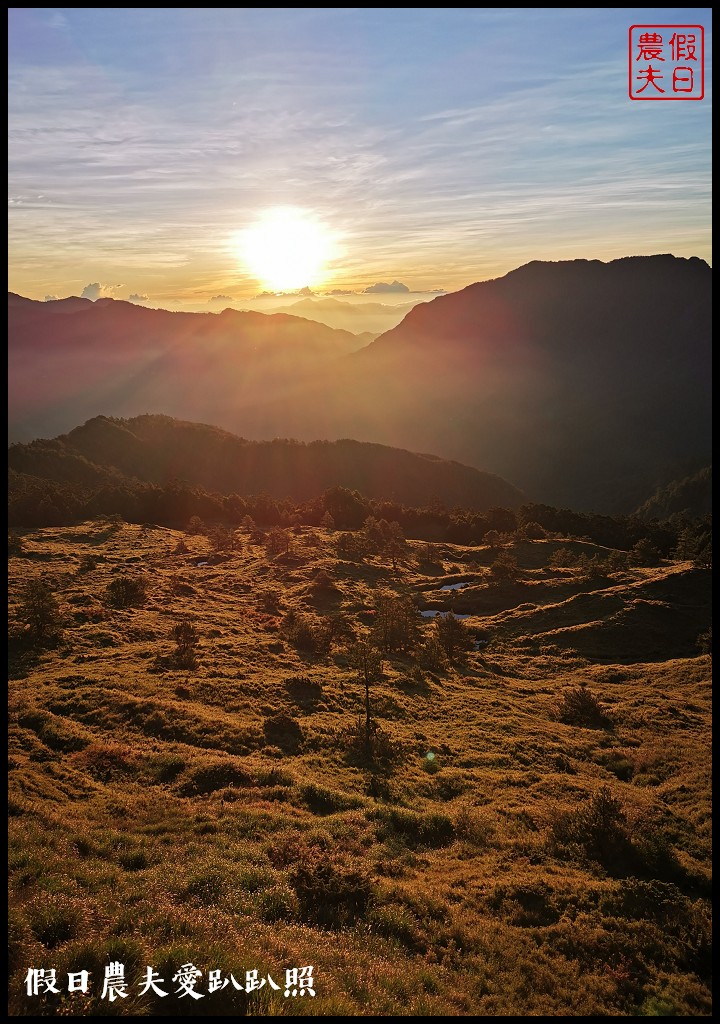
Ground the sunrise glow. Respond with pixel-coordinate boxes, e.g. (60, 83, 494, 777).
(235, 209, 336, 293)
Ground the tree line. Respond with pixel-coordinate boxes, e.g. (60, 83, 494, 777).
(8, 474, 710, 562)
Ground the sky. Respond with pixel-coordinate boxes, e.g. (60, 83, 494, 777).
(8, 7, 712, 310)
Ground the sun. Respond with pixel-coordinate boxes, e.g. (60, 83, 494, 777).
(235, 208, 335, 292)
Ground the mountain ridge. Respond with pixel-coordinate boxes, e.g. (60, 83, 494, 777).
(8, 255, 711, 513)
(9, 413, 525, 510)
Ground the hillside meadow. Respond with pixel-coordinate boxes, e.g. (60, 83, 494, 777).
(8, 519, 711, 1016)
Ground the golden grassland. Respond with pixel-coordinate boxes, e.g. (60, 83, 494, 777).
(8, 522, 712, 1016)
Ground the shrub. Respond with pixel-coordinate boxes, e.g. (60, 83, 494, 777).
(375, 807, 456, 848)
(26, 894, 84, 949)
(290, 853, 374, 928)
(454, 804, 495, 847)
(599, 878, 686, 921)
(118, 848, 149, 871)
(550, 786, 630, 867)
(78, 553, 100, 573)
(182, 869, 226, 904)
(284, 675, 323, 701)
(75, 742, 137, 781)
(281, 609, 332, 655)
(418, 638, 447, 672)
(556, 684, 612, 728)
(521, 521, 546, 539)
(256, 765, 294, 787)
(266, 830, 333, 869)
(489, 551, 519, 581)
(259, 885, 298, 922)
(697, 626, 711, 655)
(336, 531, 366, 561)
(18, 709, 87, 752)
(265, 527, 291, 557)
(171, 618, 200, 669)
(106, 575, 147, 608)
(209, 525, 235, 551)
(8, 909, 31, 974)
(596, 749, 634, 781)
(628, 538, 662, 567)
(17, 578, 63, 643)
(434, 611, 474, 663)
(8, 532, 24, 556)
(549, 547, 576, 569)
(313, 568, 336, 592)
(185, 516, 206, 535)
(257, 587, 282, 614)
(300, 783, 363, 815)
(263, 713, 304, 753)
(366, 904, 425, 952)
(145, 751, 186, 783)
(343, 717, 398, 767)
(371, 593, 420, 653)
(178, 760, 254, 795)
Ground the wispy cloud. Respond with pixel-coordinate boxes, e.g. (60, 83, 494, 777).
(8, 9, 712, 302)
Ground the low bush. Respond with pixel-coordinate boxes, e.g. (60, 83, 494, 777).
(263, 713, 304, 753)
(374, 807, 456, 848)
(556, 684, 612, 728)
(106, 575, 147, 608)
(550, 786, 630, 867)
(26, 894, 84, 949)
(290, 853, 374, 928)
(299, 783, 364, 815)
(284, 675, 323, 701)
(178, 760, 255, 795)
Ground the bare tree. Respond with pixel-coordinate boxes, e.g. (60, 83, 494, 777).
(348, 641, 384, 752)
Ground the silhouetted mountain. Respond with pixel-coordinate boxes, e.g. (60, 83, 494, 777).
(8, 256, 711, 512)
(8, 414, 524, 510)
(231, 256, 711, 511)
(637, 466, 712, 520)
(8, 294, 368, 442)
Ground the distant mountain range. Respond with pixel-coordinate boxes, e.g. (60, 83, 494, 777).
(8, 293, 365, 443)
(270, 296, 419, 334)
(9, 414, 524, 510)
(8, 255, 711, 512)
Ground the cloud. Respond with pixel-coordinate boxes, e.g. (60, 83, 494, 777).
(254, 288, 315, 299)
(81, 282, 123, 301)
(325, 289, 357, 295)
(129, 293, 149, 302)
(207, 294, 235, 305)
(364, 281, 410, 294)
(44, 294, 59, 301)
(7, 11, 710, 300)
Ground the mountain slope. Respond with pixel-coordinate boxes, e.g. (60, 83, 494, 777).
(8, 295, 368, 442)
(8, 256, 711, 512)
(636, 466, 712, 520)
(233, 256, 711, 511)
(8, 414, 524, 510)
